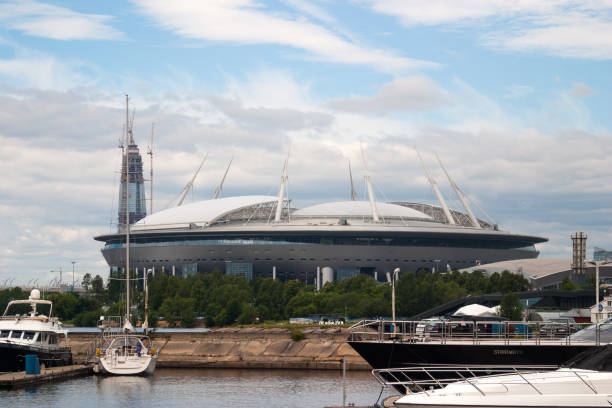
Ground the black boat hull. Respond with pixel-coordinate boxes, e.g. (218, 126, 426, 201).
(349, 340, 597, 393)
(0, 342, 72, 372)
(348, 341, 595, 369)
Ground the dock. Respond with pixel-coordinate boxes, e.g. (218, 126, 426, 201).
(0, 365, 93, 389)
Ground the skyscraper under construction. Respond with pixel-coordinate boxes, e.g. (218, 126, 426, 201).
(118, 96, 147, 231)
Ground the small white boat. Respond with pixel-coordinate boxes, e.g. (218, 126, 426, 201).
(380, 365, 612, 408)
(96, 318, 157, 376)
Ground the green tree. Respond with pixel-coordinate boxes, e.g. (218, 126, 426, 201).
(500, 292, 524, 320)
(81, 273, 92, 291)
(560, 276, 579, 291)
(91, 275, 105, 298)
(159, 295, 196, 327)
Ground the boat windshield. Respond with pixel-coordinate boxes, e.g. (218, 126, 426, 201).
(569, 318, 612, 343)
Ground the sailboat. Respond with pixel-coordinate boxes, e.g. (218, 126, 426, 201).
(95, 95, 158, 376)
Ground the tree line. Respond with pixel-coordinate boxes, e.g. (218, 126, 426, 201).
(0, 269, 532, 327)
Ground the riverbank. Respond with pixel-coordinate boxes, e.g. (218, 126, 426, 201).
(69, 327, 370, 370)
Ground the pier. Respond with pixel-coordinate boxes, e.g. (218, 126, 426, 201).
(0, 364, 92, 389)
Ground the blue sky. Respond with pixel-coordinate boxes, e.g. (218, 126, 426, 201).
(0, 0, 611, 285)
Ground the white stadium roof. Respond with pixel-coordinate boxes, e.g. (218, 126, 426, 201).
(134, 195, 278, 228)
(293, 201, 432, 220)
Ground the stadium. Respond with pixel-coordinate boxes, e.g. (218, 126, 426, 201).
(94, 172, 547, 283)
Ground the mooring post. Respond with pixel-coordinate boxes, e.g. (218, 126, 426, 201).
(342, 356, 346, 408)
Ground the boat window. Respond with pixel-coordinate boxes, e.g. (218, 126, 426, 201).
(11, 331, 23, 339)
(49, 335, 57, 345)
(23, 331, 36, 340)
(41, 333, 47, 342)
(0, 330, 8, 338)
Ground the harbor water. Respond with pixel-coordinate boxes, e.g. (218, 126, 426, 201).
(2, 368, 394, 407)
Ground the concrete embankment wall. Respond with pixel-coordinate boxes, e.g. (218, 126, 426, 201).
(69, 327, 370, 370)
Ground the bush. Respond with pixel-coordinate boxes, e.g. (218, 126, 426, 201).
(290, 328, 305, 341)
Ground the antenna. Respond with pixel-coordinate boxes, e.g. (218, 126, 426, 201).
(274, 150, 290, 223)
(360, 143, 380, 222)
(415, 149, 456, 225)
(213, 156, 233, 199)
(147, 123, 154, 214)
(176, 153, 208, 207)
(348, 160, 357, 201)
(436, 153, 481, 229)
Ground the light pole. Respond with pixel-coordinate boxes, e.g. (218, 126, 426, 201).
(392, 267, 400, 333)
(71, 261, 76, 289)
(143, 269, 152, 334)
(586, 260, 612, 323)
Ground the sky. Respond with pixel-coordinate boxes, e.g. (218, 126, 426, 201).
(0, 0, 611, 286)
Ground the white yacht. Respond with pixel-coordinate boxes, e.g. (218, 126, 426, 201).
(0, 289, 72, 371)
(392, 367, 612, 407)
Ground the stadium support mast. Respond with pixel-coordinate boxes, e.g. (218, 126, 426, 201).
(177, 153, 208, 206)
(348, 160, 357, 201)
(436, 153, 481, 229)
(274, 154, 289, 222)
(416, 149, 455, 225)
(213, 156, 233, 199)
(360, 144, 380, 222)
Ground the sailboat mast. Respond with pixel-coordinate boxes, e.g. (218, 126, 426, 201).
(148, 123, 154, 215)
(125, 94, 130, 322)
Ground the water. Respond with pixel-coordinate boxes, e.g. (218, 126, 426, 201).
(2, 368, 395, 407)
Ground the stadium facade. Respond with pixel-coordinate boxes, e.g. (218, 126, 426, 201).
(95, 189, 547, 283)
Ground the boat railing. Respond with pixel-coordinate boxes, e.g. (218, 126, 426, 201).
(348, 319, 599, 345)
(372, 365, 597, 396)
(372, 365, 600, 396)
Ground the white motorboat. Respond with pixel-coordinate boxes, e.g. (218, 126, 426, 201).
(373, 345, 612, 408)
(0, 289, 72, 371)
(392, 367, 612, 407)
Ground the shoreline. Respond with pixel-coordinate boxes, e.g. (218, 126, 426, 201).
(69, 327, 370, 371)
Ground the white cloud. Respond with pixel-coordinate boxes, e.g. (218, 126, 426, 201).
(0, 54, 99, 90)
(282, 0, 337, 24)
(504, 85, 533, 99)
(365, 0, 612, 59)
(570, 82, 594, 98)
(328, 76, 449, 114)
(132, 0, 437, 73)
(0, 0, 123, 40)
